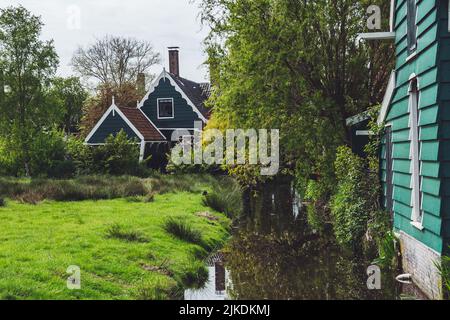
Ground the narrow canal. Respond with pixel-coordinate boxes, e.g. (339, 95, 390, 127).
(185, 177, 425, 300)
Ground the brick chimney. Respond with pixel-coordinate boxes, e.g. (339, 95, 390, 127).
(168, 47, 180, 77)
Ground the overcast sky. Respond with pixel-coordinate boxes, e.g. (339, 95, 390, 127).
(1, 0, 210, 83)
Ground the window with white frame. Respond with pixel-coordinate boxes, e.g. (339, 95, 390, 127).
(406, 0, 417, 55)
(157, 98, 174, 119)
(448, 0, 450, 32)
(409, 78, 422, 226)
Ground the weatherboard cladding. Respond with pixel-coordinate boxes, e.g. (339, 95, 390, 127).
(87, 71, 211, 145)
(140, 75, 208, 129)
(381, 0, 450, 253)
(87, 109, 140, 144)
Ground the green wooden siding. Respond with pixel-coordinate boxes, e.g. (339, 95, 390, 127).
(141, 78, 202, 129)
(87, 110, 140, 144)
(381, 0, 450, 254)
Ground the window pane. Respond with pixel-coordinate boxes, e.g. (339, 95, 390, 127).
(407, 0, 417, 54)
(158, 99, 173, 118)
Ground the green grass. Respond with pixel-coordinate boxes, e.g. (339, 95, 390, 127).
(0, 174, 235, 205)
(163, 218, 204, 246)
(0, 192, 230, 300)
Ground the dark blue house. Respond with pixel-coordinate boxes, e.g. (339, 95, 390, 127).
(85, 47, 211, 166)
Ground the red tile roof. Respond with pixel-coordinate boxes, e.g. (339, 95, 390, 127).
(119, 107, 166, 141)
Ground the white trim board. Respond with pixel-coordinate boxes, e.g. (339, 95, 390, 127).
(84, 103, 144, 144)
(378, 71, 396, 125)
(390, 0, 395, 32)
(357, 32, 396, 41)
(138, 70, 208, 123)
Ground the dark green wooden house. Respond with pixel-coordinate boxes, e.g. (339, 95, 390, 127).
(85, 48, 211, 167)
(359, 0, 450, 299)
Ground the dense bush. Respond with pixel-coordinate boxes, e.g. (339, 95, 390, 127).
(331, 146, 380, 249)
(304, 179, 332, 232)
(0, 130, 75, 178)
(68, 130, 150, 176)
(202, 180, 242, 219)
(92, 130, 140, 175)
(28, 130, 74, 178)
(0, 137, 20, 176)
(0, 198, 5, 207)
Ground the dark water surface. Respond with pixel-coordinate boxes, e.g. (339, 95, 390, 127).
(186, 177, 421, 300)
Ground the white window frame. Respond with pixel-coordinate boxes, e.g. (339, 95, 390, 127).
(408, 76, 424, 229)
(157, 98, 174, 119)
(448, 0, 450, 32)
(406, 0, 418, 59)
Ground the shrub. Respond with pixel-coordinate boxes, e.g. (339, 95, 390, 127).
(163, 218, 203, 245)
(178, 261, 209, 289)
(371, 231, 398, 269)
(106, 224, 150, 243)
(331, 146, 380, 249)
(0, 198, 5, 207)
(66, 137, 93, 175)
(202, 180, 242, 218)
(92, 130, 140, 175)
(436, 252, 450, 296)
(0, 130, 74, 178)
(28, 129, 75, 178)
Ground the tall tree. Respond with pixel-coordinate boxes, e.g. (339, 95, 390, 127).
(47, 77, 88, 134)
(199, 0, 394, 187)
(80, 82, 141, 137)
(72, 35, 160, 88)
(0, 6, 59, 176)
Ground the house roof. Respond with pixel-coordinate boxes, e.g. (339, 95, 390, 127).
(168, 73, 211, 119)
(119, 107, 166, 141)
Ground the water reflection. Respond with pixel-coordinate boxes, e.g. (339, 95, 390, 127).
(228, 176, 402, 300)
(184, 253, 231, 300)
(186, 176, 419, 300)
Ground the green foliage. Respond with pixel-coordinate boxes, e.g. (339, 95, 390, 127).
(177, 261, 209, 290)
(92, 130, 140, 175)
(28, 129, 74, 178)
(0, 6, 59, 175)
(163, 217, 204, 246)
(66, 136, 93, 175)
(436, 252, 450, 296)
(331, 146, 380, 249)
(0, 198, 5, 207)
(0, 129, 75, 178)
(105, 223, 150, 243)
(202, 181, 243, 219)
(46, 77, 88, 134)
(67, 130, 147, 176)
(199, 0, 394, 186)
(304, 179, 333, 231)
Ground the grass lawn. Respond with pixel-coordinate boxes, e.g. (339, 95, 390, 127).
(0, 192, 230, 300)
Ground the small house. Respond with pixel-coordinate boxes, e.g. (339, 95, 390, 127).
(359, 0, 450, 299)
(85, 47, 211, 167)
